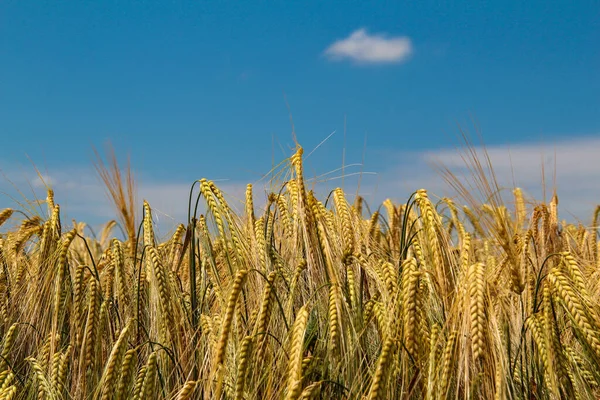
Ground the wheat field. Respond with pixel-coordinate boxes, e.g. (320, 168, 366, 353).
(0, 145, 599, 399)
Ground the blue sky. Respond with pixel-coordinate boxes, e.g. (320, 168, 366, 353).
(1, 1, 599, 230)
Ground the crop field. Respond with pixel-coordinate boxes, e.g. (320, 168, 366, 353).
(0, 145, 599, 399)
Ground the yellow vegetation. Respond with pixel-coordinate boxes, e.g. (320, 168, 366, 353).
(0, 145, 599, 399)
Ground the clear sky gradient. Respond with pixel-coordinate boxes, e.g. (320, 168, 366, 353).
(1, 1, 599, 229)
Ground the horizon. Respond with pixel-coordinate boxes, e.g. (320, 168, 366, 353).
(2, 134, 599, 237)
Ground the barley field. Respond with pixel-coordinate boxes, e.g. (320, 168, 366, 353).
(0, 145, 599, 399)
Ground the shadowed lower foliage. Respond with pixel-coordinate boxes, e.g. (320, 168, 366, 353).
(0, 144, 599, 399)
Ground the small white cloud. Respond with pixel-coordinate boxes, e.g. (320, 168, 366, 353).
(32, 174, 54, 188)
(324, 28, 413, 64)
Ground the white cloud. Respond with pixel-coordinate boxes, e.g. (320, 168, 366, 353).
(363, 135, 600, 223)
(2, 134, 599, 239)
(31, 174, 54, 188)
(323, 28, 413, 64)
(0, 165, 263, 238)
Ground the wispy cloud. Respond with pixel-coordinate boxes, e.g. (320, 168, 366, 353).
(32, 174, 54, 189)
(323, 28, 413, 64)
(2, 135, 599, 237)
(0, 165, 260, 237)
(365, 135, 600, 223)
